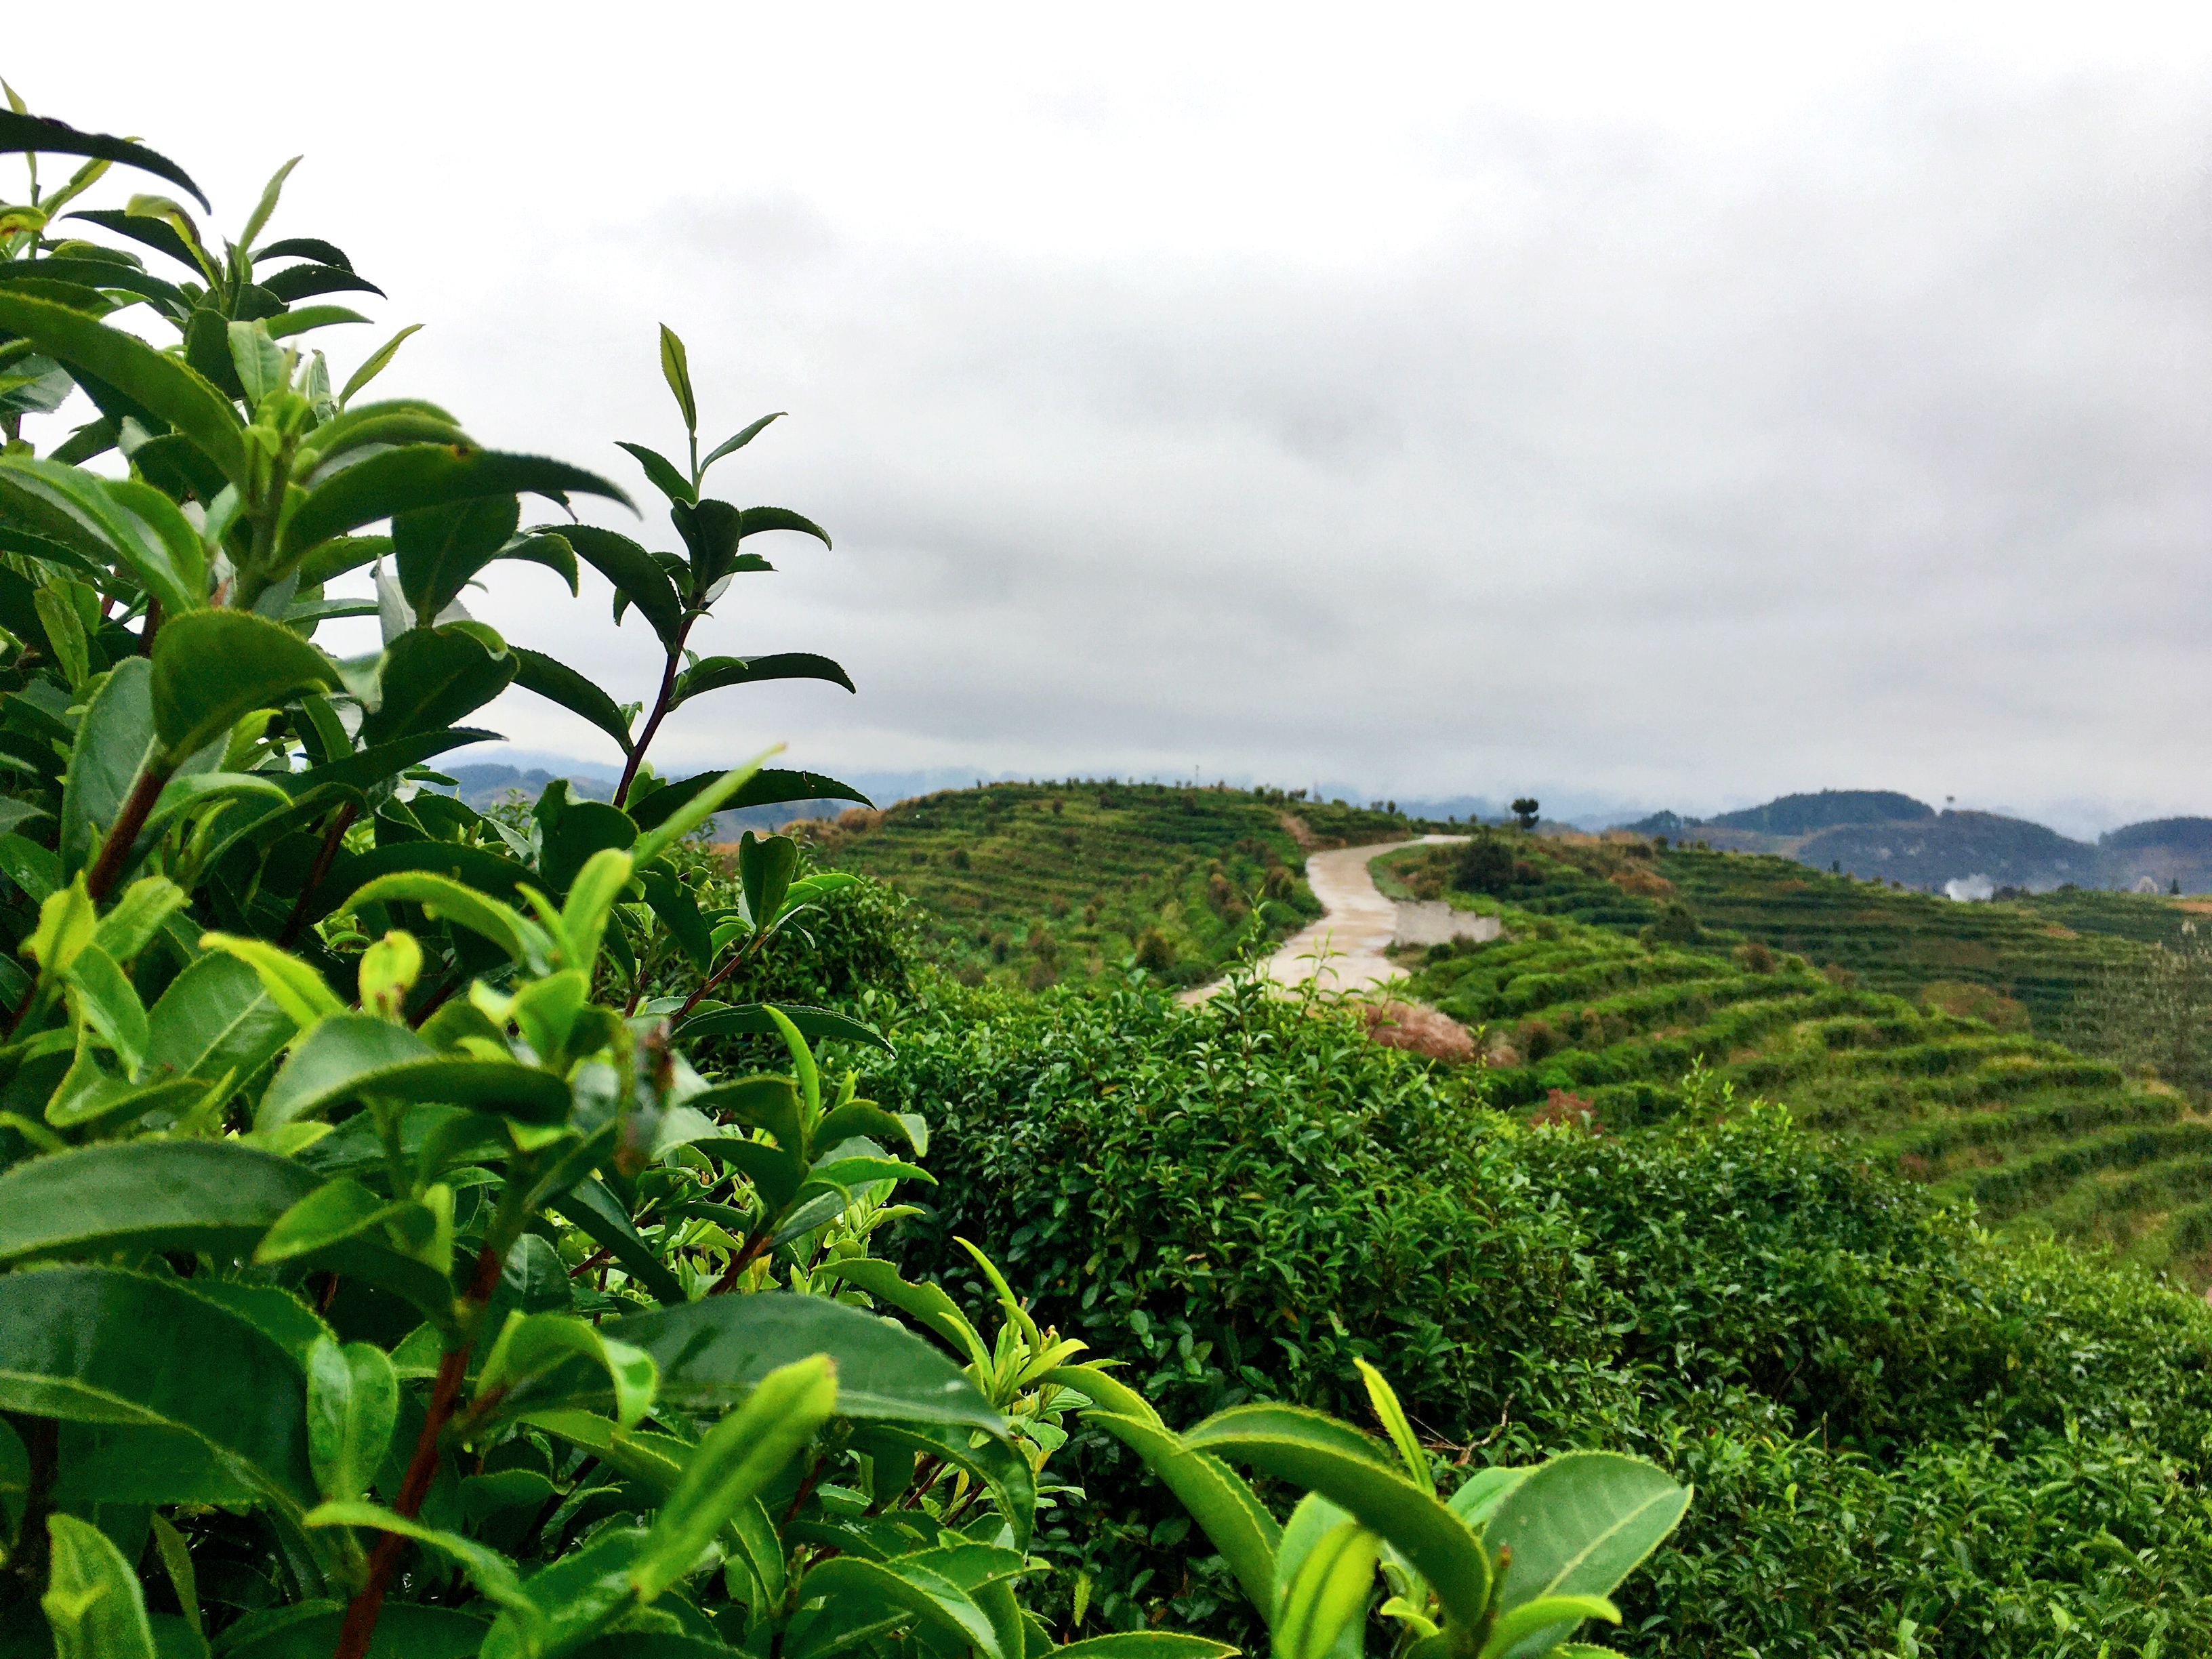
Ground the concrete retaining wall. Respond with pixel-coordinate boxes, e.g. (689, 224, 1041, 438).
(1392, 903, 1503, 948)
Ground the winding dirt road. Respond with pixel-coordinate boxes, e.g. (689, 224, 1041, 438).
(1179, 835, 1467, 1004)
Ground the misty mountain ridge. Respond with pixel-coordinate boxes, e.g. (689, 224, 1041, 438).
(1624, 789, 2212, 894)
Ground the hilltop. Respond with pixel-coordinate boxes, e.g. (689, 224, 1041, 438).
(796, 779, 1418, 987)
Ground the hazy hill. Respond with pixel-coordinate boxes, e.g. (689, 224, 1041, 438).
(1706, 788, 1933, 836)
(1796, 810, 2100, 889)
(1625, 788, 2212, 893)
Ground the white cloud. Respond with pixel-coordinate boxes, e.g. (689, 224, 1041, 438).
(14, 4, 2212, 829)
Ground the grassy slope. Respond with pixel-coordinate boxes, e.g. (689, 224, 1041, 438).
(1389, 834, 2212, 1283)
(805, 781, 1412, 988)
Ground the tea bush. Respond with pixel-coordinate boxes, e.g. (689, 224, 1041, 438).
(884, 970, 2212, 1654)
(0, 103, 1685, 1659)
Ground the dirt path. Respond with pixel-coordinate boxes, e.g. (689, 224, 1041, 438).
(1179, 835, 1467, 1004)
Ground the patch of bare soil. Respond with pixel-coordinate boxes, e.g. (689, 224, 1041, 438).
(1279, 813, 1340, 853)
(1360, 999, 1476, 1063)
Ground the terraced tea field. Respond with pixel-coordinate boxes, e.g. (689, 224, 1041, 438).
(807, 781, 1410, 987)
(1398, 915, 2212, 1284)
(1377, 834, 2161, 1031)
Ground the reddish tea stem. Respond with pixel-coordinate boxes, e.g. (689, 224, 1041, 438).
(331, 1243, 502, 1659)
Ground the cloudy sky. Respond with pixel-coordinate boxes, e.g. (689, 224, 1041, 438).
(15, 5, 2212, 834)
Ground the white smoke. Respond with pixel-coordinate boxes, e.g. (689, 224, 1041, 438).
(1944, 874, 1996, 901)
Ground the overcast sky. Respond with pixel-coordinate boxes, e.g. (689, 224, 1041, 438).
(15, 5, 2212, 835)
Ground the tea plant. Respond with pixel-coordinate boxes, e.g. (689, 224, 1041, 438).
(0, 102, 1687, 1659)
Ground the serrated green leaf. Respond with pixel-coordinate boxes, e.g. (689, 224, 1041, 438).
(150, 611, 340, 762)
(280, 447, 631, 562)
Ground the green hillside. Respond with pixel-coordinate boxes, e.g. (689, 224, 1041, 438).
(1376, 833, 2152, 1030)
(1385, 842, 2212, 1283)
(804, 780, 1413, 987)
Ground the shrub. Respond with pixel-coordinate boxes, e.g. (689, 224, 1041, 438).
(880, 979, 2212, 1652)
(1453, 832, 1515, 895)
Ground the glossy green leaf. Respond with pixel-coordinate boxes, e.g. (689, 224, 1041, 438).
(630, 750, 775, 866)
(305, 1335, 398, 1503)
(1482, 1454, 1689, 1654)
(60, 208, 197, 271)
(337, 323, 426, 407)
(0, 457, 206, 618)
(1273, 1519, 1380, 1659)
(1446, 1466, 1531, 1533)
(733, 830, 799, 928)
(475, 1311, 657, 1431)
(263, 305, 371, 340)
(258, 1012, 569, 1128)
(547, 1176, 687, 1307)
(626, 766, 871, 832)
(556, 524, 683, 645)
(59, 655, 155, 878)
(658, 325, 697, 432)
(699, 411, 784, 476)
(298, 402, 468, 476)
(228, 320, 287, 405)
(41, 1512, 159, 1659)
(1355, 1360, 1431, 1492)
(150, 611, 340, 762)
(630, 1354, 835, 1598)
(0, 1139, 316, 1264)
(359, 623, 516, 747)
(280, 446, 631, 561)
(1185, 1404, 1490, 1626)
(799, 1557, 1004, 1659)
(184, 1280, 334, 1369)
(1053, 1641, 1237, 1659)
(512, 646, 634, 756)
(253, 1179, 457, 1327)
(510, 1290, 1002, 1429)
(542, 799, 637, 895)
(306, 1500, 532, 1619)
(142, 770, 292, 842)
(515, 1410, 689, 1501)
(478, 1525, 649, 1659)
(736, 504, 832, 547)
(0, 110, 209, 206)
(866, 1418, 1038, 1553)
(676, 1001, 891, 1054)
(64, 942, 148, 1071)
(260, 263, 384, 304)
(199, 933, 346, 1027)
(392, 493, 519, 623)
(0, 293, 242, 481)
(813, 1100, 923, 1155)
(336, 869, 554, 970)
(1079, 1410, 1277, 1613)
(0, 1265, 317, 1516)
(1480, 1597, 1620, 1659)
(276, 726, 502, 802)
(615, 440, 695, 506)
(667, 651, 855, 711)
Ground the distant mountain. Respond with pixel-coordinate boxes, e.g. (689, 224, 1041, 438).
(2102, 817, 2212, 853)
(440, 764, 613, 810)
(1706, 790, 1933, 836)
(1615, 791, 2212, 893)
(1795, 811, 2100, 889)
